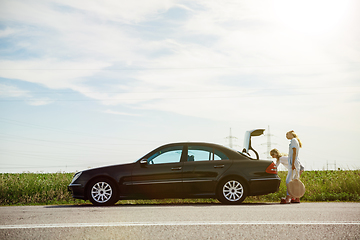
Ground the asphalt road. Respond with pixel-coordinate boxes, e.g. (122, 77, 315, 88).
(1, 202, 359, 239)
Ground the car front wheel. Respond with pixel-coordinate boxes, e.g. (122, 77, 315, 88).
(88, 178, 118, 206)
(217, 178, 247, 204)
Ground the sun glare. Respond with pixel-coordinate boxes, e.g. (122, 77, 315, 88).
(273, 0, 350, 35)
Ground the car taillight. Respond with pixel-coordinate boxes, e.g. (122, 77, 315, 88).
(266, 162, 277, 174)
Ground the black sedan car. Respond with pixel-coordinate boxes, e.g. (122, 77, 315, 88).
(69, 131, 280, 206)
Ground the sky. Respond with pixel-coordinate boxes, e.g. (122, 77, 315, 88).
(0, 0, 359, 173)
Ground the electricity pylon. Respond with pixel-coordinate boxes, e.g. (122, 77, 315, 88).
(226, 128, 237, 149)
(262, 125, 273, 159)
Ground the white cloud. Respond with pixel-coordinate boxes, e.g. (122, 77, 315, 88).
(0, 84, 29, 98)
(0, 83, 54, 106)
(0, 59, 111, 89)
(103, 109, 140, 116)
(0, 28, 19, 38)
(52, 0, 175, 23)
(0, 0, 174, 25)
(1, 0, 359, 126)
(26, 98, 54, 106)
(1, 0, 359, 172)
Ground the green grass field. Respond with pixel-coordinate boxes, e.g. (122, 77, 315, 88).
(1, 170, 359, 206)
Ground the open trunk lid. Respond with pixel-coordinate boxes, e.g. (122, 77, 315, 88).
(242, 129, 265, 159)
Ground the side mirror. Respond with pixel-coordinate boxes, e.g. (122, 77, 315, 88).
(140, 159, 147, 164)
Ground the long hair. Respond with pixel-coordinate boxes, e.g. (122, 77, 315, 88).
(270, 148, 287, 158)
(288, 130, 303, 148)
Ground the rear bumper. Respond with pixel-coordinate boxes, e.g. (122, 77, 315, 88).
(248, 176, 281, 196)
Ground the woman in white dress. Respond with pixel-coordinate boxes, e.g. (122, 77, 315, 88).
(270, 130, 303, 204)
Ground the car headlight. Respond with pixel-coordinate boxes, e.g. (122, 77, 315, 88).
(71, 172, 82, 184)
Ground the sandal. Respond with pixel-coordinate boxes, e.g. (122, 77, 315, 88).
(291, 198, 300, 203)
(280, 198, 291, 204)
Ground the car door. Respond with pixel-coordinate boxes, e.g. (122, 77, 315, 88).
(182, 145, 233, 197)
(130, 145, 185, 199)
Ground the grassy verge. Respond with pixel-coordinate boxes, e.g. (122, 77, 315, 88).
(247, 170, 360, 202)
(0, 173, 84, 206)
(0, 170, 359, 206)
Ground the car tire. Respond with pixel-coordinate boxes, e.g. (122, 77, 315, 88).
(217, 178, 247, 204)
(87, 178, 118, 206)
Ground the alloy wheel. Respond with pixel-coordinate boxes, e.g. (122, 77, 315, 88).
(222, 180, 244, 202)
(91, 181, 113, 203)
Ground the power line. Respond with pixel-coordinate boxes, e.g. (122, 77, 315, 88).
(0, 62, 358, 71)
(0, 117, 161, 143)
(1, 90, 358, 102)
(0, 133, 157, 146)
(2, 85, 360, 94)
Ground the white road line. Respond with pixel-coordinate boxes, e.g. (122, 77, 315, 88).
(1, 221, 360, 229)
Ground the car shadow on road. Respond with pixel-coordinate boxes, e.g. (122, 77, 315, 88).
(45, 202, 278, 208)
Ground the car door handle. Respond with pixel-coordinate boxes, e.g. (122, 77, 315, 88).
(171, 167, 182, 170)
(214, 165, 225, 168)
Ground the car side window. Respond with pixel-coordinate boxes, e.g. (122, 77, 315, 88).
(214, 149, 229, 160)
(188, 146, 228, 161)
(147, 146, 183, 164)
(187, 149, 211, 161)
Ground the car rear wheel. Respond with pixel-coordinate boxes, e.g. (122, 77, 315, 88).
(88, 178, 118, 206)
(217, 178, 247, 204)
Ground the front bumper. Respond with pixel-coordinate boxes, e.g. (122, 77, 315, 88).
(68, 183, 86, 200)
